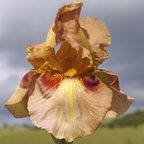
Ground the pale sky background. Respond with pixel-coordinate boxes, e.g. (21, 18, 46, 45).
(0, 0, 144, 125)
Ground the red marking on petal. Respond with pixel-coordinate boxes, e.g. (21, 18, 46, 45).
(28, 74, 40, 96)
(37, 73, 62, 93)
(82, 75, 99, 91)
(20, 70, 38, 89)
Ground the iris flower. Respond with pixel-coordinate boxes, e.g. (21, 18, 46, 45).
(5, 1, 134, 143)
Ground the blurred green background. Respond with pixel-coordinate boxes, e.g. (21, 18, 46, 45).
(1, 111, 144, 144)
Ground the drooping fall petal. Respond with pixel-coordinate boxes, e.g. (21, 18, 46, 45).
(5, 70, 39, 118)
(80, 17, 111, 67)
(105, 87, 134, 118)
(28, 74, 112, 142)
(95, 70, 134, 118)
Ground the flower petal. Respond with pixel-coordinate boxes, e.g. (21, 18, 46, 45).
(80, 17, 111, 67)
(105, 88, 134, 118)
(55, 2, 87, 49)
(56, 42, 80, 75)
(26, 43, 47, 69)
(29, 2, 93, 74)
(44, 47, 63, 72)
(45, 23, 58, 48)
(26, 42, 63, 72)
(28, 75, 112, 142)
(95, 69, 134, 118)
(45, 24, 63, 72)
(56, 41, 91, 76)
(54, 1, 92, 74)
(95, 69, 120, 90)
(5, 70, 39, 118)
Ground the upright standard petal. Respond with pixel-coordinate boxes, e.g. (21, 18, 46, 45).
(95, 70, 134, 118)
(26, 42, 63, 72)
(45, 24, 64, 72)
(28, 74, 112, 142)
(54, 1, 92, 74)
(55, 2, 89, 50)
(32, 2, 93, 75)
(80, 17, 111, 67)
(26, 43, 47, 69)
(56, 41, 92, 76)
(56, 42, 80, 76)
(5, 70, 39, 118)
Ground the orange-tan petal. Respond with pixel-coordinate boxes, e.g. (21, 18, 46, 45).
(5, 70, 39, 118)
(80, 17, 111, 67)
(95, 69, 120, 90)
(56, 41, 92, 76)
(27, 2, 93, 74)
(26, 42, 63, 72)
(95, 69, 134, 118)
(105, 88, 134, 118)
(26, 43, 47, 69)
(54, 1, 92, 75)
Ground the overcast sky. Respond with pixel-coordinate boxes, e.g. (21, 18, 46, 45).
(0, 0, 144, 125)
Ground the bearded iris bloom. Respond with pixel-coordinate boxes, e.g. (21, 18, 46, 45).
(5, 1, 134, 143)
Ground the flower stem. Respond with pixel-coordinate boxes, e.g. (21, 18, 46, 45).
(51, 134, 73, 144)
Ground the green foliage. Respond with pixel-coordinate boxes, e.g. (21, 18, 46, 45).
(0, 111, 144, 144)
(108, 110, 144, 128)
(0, 125, 144, 144)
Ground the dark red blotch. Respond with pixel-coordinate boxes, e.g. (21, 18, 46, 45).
(20, 70, 38, 89)
(83, 75, 99, 91)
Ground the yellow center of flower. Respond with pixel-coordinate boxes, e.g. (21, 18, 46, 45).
(67, 79, 77, 121)
(64, 68, 77, 77)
